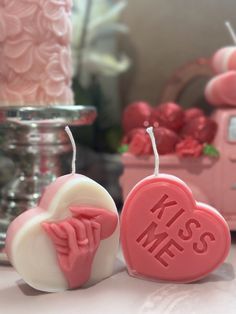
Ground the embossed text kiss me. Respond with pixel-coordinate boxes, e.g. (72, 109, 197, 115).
(137, 193, 216, 268)
(121, 127, 230, 283)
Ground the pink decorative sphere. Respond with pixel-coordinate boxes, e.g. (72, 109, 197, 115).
(122, 102, 152, 133)
(151, 102, 185, 131)
(181, 117, 217, 143)
(184, 108, 204, 123)
(153, 127, 180, 155)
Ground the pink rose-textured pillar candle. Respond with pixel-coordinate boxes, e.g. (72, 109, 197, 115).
(0, 0, 74, 106)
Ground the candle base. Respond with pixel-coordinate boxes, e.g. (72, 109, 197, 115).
(0, 106, 96, 264)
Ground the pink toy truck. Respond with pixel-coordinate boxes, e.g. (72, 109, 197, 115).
(120, 107, 236, 230)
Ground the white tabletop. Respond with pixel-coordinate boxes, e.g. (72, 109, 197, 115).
(1, 234, 236, 314)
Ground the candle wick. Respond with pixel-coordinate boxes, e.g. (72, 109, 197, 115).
(225, 21, 236, 45)
(146, 127, 159, 177)
(65, 126, 76, 175)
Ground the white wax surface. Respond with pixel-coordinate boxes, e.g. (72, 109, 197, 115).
(9, 175, 119, 292)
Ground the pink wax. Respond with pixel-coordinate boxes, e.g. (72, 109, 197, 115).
(42, 205, 118, 289)
(121, 174, 230, 283)
(211, 47, 236, 74)
(205, 71, 236, 106)
(121, 127, 231, 283)
(0, 0, 74, 106)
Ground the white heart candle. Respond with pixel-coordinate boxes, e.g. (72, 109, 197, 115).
(6, 127, 119, 292)
(0, 0, 73, 106)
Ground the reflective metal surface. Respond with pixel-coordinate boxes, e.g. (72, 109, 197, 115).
(0, 105, 96, 263)
(0, 105, 97, 126)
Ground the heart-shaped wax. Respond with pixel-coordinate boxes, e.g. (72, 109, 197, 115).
(6, 174, 119, 292)
(121, 174, 230, 282)
(121, 128, 230, 283)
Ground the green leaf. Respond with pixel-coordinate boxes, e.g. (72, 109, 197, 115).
(117, 144, 129, 154)
(203, 144, 220, 158)
(104, 126, 123, 152)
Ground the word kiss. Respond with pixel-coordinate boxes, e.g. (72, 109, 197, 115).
(136, 194, 216, 267)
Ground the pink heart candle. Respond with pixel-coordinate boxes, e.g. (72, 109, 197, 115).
(0, 0, 73, 106)
(6, 127, 119, 292)
(121, 127, 230, 283)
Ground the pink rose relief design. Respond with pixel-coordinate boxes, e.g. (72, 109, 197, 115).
(0, 1, 23, 42)
(176, 137, 203, 157)
(0, 0, 73, 106)
(42, 206, 118, 289)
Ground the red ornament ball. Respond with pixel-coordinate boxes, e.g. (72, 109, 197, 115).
(122, 102, 152, 133)
(181, 116, 217, 143)
(153, 127, 180, 155)
(184, 108, 205, 123)
(151, 102, 185, 131)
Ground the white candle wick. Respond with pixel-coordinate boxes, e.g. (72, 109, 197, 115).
(65, 126, 76, 175)
(225, 21, 236, 45)
(146, 127, 159, 177)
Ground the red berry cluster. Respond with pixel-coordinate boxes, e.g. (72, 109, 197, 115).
(121, 101, 218, 157)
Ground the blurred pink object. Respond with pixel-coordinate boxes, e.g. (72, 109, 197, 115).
(176, 137, 203, 157)
(0, 0, 73, 106)
(184, 108, 204, 123)
(151, 102, 184, 131)
(181, 116, 217, 143)
(123, 127, 179, 155)
(122, 128, 146, 145)
(205, 71, 236, 106)
(212, 47, 236, 74)
(122, 102, 152, 133)
(128, 131, 152, 156)
(120, 108, 236, 230)
(153, 127, 179, 155)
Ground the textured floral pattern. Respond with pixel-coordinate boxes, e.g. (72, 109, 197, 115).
(176, 137, 203, 158)
(0, 0, 73, 106)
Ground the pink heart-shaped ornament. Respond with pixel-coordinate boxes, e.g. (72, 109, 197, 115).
(121, 174, 230, 282)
